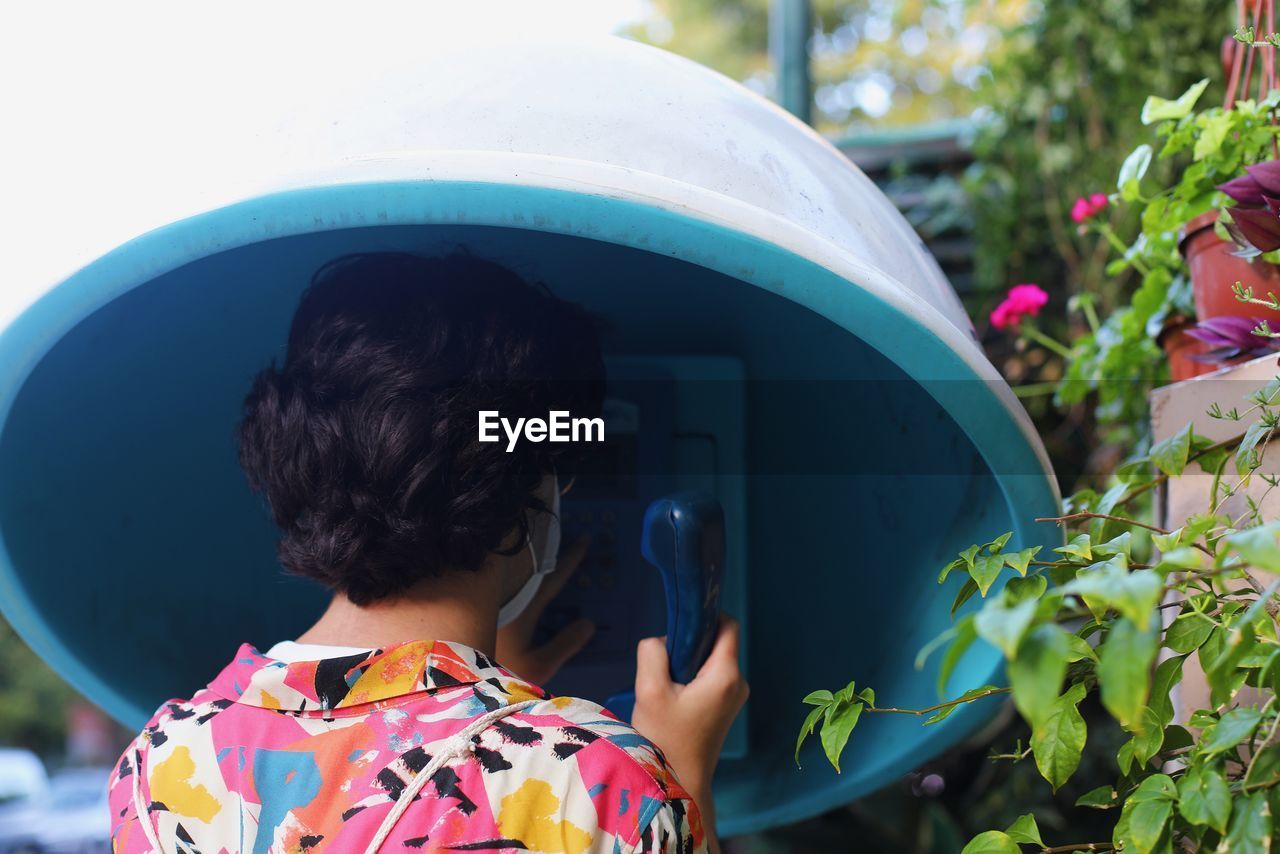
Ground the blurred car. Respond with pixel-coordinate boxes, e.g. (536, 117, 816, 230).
(0, 765, 110, 854)
(0, 749, 48, 807)
(0, 748, 49, 854)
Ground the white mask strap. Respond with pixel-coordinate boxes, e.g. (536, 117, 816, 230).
(495, 474, 560, 628)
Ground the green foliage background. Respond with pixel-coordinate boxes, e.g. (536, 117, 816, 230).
(970, 0, 1230, 311)
(0, 613, 77, 757)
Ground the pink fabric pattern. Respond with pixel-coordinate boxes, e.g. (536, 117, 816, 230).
(107, 640, 706, 853)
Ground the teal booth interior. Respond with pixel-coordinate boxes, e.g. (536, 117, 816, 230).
(0, 33, 1060, 838)
(0, 182, 1057, 835)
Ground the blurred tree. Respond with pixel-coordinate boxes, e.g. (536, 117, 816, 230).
(627, 0, 1024, 134)
(0, 613, 76, 757)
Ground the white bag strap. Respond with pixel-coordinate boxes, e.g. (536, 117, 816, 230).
(364, 699, 538, 854)
(130, 744, 168, 853)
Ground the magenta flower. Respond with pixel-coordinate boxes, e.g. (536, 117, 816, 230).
(1070, 193, 1110, 224)
(991, 284, 1049, 330)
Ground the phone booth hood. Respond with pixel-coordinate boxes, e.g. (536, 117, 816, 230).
(0, 26, 1059, 835)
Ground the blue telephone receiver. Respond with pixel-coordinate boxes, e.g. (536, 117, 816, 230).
(642, 492, 724, 684)
(542, 356, 746, 756)
(604, 491, 723, 720)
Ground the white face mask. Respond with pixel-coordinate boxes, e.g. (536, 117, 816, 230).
(496, 474, 561, 627)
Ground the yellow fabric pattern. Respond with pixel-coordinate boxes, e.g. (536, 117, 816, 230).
(342, 640, 433, 707)
(497, 779, 591, 854)
(150, 746, 221, 823)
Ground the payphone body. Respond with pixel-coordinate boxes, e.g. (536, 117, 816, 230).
(544, 356, 748, 759)
(0, 28, 1063, 836)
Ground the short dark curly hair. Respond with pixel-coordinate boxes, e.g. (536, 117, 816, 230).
(237, 251, 605, 605)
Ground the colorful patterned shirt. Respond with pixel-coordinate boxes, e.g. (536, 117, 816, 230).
(107, 640, 708, 853)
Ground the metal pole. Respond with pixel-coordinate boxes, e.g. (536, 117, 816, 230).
(769, 0, 812, 125)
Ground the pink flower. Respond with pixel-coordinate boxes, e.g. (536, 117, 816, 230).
(990, 284, 1049, 330)
(1070, 193, 1110, 224)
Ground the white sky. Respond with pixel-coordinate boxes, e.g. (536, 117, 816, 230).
(0, 0, 659, 327)
(2, 0, 653, 49)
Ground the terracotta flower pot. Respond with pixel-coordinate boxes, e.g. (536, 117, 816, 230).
(1180, 210, 1280, 321)
(1157, 315, 1215, 383)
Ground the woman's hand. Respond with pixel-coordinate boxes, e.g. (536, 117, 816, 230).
(495, 535, 596, 685)
(630, 615, 749, 835)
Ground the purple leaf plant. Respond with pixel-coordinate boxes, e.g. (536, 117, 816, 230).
(1219, 160, 1280, 254)
(1185, 315, 1280, 364)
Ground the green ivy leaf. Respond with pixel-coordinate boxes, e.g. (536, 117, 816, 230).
(1131, 773, 1178, 802)
(938, 557, 965, 584)
(1005, 574, 1048, 604)
(1076, 785, 1118, 809)
(1197, 443, 1230, 477)
(1257, 375, 1280, 407)
(1165, 612, 1216, 654)
(986, 532, 1013, 554)
(1149, 657, 1185, 727)
(1201, 707, 1263, 757)
(1031, 682, 1087, 791)
(1093, 481, 1130, 526)
(1262, 647, 1280, 694)
(1062, 558, 1162, 625)
(1097, 617, 1157, 729)
(1054, 533, 1093, 562)
(832, 680, 857, 703)
(1117, 738, 1136, 776)
(795, 704, 824, 767)
(975, 592, 1038, 659)
(1237, 578, 1280, 631)
(1118, 144, 1153, 198)
(1157, 546, 1203, 570)
(941, 546, 981, 585)
(1223, 790, 1272, 852)
(1141, 78, 1209, 124)
(1127, 799, 1173, 854)
(1093, 531, 1133, 559)
(1004, 813, 1043, 847)
(960, 831, 1019, 854)
(1194, 111, 1234, 161)
(1206, 623, 1258, 709)
(1152, 528, 1183, 552)
(1130, 707, 1165, 766)
(970, 554, 1007, 597)
(1150, 422, 1194, 476)
(934, 618, 976, 699)
(1064, 632, 1098, 663)
(1246, 743, 1280, 791)
(1236, 419, 1272, 476)
(951, 578, 979, 618)
(819, 700, 863, 773)
(924, 685, 1001, 724)
(801, 690, 833, 706)
(1009, 624, 1069, 730)
(1003, 546, 1040, 577)
(1226, 522, 1280, 573)
(1185, 514, 1225, 542)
